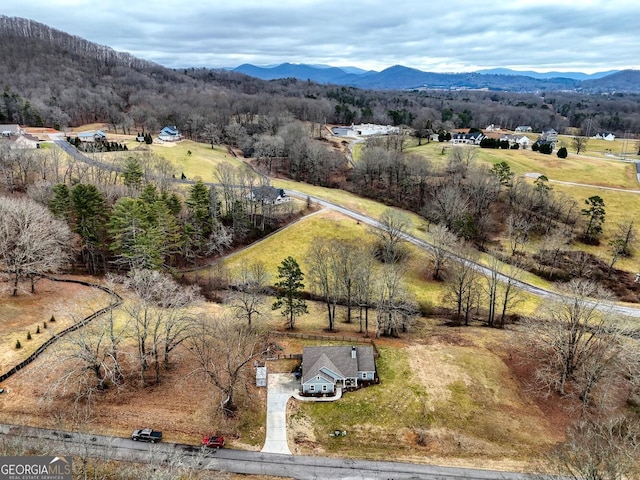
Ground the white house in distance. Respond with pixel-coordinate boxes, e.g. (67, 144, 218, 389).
(450, 131, 486, 145)
(331, 123, 400, 138)
(540, 128, 558, 143)
(0, 124, 25, 136)
(158, 126, 182, 142)
(500, 134, 531, 149)
(592, 132, 616, 141)
(515, 125, 533, 133)
(77, 130, 107, 142)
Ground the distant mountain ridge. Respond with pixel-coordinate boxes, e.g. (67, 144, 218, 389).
(233, 63, 638, 93)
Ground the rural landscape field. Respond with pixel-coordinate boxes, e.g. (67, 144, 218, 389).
(2, 14, 640, 480)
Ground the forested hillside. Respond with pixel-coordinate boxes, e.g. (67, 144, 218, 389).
(2, 15, 640, 137)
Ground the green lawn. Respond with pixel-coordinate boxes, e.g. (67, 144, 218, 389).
(123, 139, 251, 182)
(294, 336, 556, 462)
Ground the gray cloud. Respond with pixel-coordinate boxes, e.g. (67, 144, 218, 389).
(3, 0, 639, 73)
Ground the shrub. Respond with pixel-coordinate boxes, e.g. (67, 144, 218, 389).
(43, 321, 47, 329)
(50, 315, 55, 322)
(557, 147, 568, 158)
(26, 331, 32, 340)
(15, 340, 21, 349)
(539, 142, 553, 154)
(36, 325, 40, 334)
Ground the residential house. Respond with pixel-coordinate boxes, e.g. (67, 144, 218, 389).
(500, 134, 531, 149)
(593, 132, 616, 141)
(331, 126, 354, 137)
(78, 130, 107, 142)
(158, 126, 182, 142)
(301, 345, 377, 395)
(331, 123, 400, 137)
(247, 186, 290, 205)
(485, 124, 501, 132)
(0, 124, 25, 136)
(450, 131, 486, 145)
(515, 126, 533, 133)
(540, 128, 558, 143)
(3, 134, 40, 149)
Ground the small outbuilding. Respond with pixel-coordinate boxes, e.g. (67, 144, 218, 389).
(256, 366, 267, 387)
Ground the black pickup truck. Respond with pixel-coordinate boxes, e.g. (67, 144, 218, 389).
(131, 428, 162, 443)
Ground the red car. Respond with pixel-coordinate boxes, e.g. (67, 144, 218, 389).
(202, 435, 225, 449)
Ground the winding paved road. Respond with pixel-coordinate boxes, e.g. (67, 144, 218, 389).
(285, 191, 640, 320)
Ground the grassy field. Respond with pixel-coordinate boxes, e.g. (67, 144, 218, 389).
(4, 131, 635, 473)
(289, 326, 559, 469)
(405, 137, 639, 189)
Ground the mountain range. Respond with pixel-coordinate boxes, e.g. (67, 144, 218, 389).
(233, 63, 640, 93)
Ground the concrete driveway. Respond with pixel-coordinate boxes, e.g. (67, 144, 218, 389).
(261, 373, 297, 454)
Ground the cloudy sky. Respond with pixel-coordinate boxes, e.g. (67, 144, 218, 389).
(3, 1, 639, 74)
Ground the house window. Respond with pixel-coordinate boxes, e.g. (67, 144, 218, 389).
(322, 385, 328, 392)
(361, 372, 367, 379)
(309, 385, 315, 392)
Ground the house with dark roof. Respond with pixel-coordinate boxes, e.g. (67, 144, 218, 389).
(301, 345, 377, 395)
(450, 131, 486, 145)
(540, 128, 558, 143)
(247, 186, 290, 205)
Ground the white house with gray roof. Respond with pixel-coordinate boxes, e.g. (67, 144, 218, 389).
(301, 345, 376, 395)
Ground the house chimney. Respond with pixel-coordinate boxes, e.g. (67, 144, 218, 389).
(351, 346, 356, 359)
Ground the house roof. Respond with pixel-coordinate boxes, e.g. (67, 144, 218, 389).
(160, 126, 179, 135)
(0, 124, 21, 134)
(250, 186, 286, 202)
(452, 131, 484, 140)
(302, 346, 375, 384)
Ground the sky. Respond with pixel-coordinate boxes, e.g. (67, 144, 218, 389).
(3, 0, 640, 74)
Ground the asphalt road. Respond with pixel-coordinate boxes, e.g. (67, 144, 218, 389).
(289, 190, 640, 320)
(0, 423, 535, 479)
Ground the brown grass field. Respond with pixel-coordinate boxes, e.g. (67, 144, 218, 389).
(0, 273, 569, 474)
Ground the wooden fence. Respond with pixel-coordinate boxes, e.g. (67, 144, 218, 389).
(0, 275, 122, 384)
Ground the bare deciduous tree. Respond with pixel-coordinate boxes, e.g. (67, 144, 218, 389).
(119, 269, 201, 386)
(0, 195, 71, 295)
(375, 263, 418, 337)
(521, 278, 624, 407)
(370, 208, 411, 263)
(545, 414, 640, 480)
(307, 238, 339, 331)
(443, 248, 480, 325)
(428, 224, 457, 280)
(227, 259, 270, 327)
(189, 314, 268, 416)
